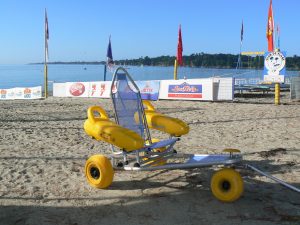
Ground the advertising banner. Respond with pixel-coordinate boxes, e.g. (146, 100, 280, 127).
(26, 86, 42, 99)
(159, 79, 214, 101)
(263, 51, 286, 83)
(6, 88, 16, 100)
(0, 88, 14, 100)
(0, 89, 8, 99)
(66, 82, 90, 97)
(53, 83, 67, 97)
(53, 78, 232, 101)
(14, 88, 24, 99)
(136, 80, 160, 100)
(88, 81, 112, 98)
(0, 86, 42, 100)
(168, 82, 202, 98)
(212, 77, 234, 101)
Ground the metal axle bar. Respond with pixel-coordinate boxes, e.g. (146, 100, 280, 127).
(246, 164, 300, 193)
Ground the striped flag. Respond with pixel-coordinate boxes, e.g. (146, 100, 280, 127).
(45, 9, 49, 62)
(106, 36, 114, 71)
(177, 25, 183, 66)
(266, 0, 274, 52)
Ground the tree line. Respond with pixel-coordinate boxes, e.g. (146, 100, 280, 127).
(35, 53, 300, 70)
(114, 53, 300, 70)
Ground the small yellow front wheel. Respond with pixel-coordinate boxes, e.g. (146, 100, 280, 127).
(210, 168, 244, 202)
(85, 154, 114, 189)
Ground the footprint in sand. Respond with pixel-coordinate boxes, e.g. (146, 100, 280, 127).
(24, 174, 31, 183)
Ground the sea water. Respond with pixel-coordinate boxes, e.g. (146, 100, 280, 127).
(0, 64, 298, 89)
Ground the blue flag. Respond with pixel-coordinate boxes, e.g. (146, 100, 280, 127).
(106, 36, 114, 70)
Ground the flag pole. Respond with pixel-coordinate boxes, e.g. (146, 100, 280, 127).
(236, 43, 242, 71)
(274, 24, 277, 50)
(173, 59, 178, 80)
(236, 40, 242, 70)
(44, 9, 48, 98)
(103, 64, 107, 81)
(44, 64, 48, 98)
(277, 24, 280, 50)
(236, 20, 243, 71)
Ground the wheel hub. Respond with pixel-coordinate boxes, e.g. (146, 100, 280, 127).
(221, 180, 231, 191)
(90, 167, 100, 179)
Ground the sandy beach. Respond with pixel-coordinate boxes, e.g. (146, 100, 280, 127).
(0, 93, 299, 225)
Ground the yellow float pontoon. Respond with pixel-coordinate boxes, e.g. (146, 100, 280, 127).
(139, 100, 189, 137)
(84, 106, 144, 151)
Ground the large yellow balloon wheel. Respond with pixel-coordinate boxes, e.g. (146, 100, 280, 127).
(85, 154, 114, 189)
(210, 168, 244, 202)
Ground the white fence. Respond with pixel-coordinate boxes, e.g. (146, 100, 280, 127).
(290, 77, 300, 100)
(53, 78, 234, 101)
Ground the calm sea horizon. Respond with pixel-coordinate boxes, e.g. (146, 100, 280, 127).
(0, 64, 299, 89)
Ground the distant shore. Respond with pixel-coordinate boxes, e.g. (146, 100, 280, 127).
(29, 52, 300, 70)
(28, 62, 300, 71)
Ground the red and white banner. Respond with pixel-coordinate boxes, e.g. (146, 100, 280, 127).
(88, 81, 112, 98)
(66, 82, 90, 97)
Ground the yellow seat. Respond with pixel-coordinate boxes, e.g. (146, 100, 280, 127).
(140, 100, 189, 137)
(84, 106, 144, 151)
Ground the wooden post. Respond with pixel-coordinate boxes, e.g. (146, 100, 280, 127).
(275, 83, 280, 105)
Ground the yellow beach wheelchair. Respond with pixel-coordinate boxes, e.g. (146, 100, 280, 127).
(83, 67, 244, 202)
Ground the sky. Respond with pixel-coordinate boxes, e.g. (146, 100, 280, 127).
(0, 0, 299, 64)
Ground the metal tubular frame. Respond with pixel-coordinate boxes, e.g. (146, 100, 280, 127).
(107, 67, 300, 194)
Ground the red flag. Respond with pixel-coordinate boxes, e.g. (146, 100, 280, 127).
(266, 0, 274, 52)
(177, 25, 183, 66)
